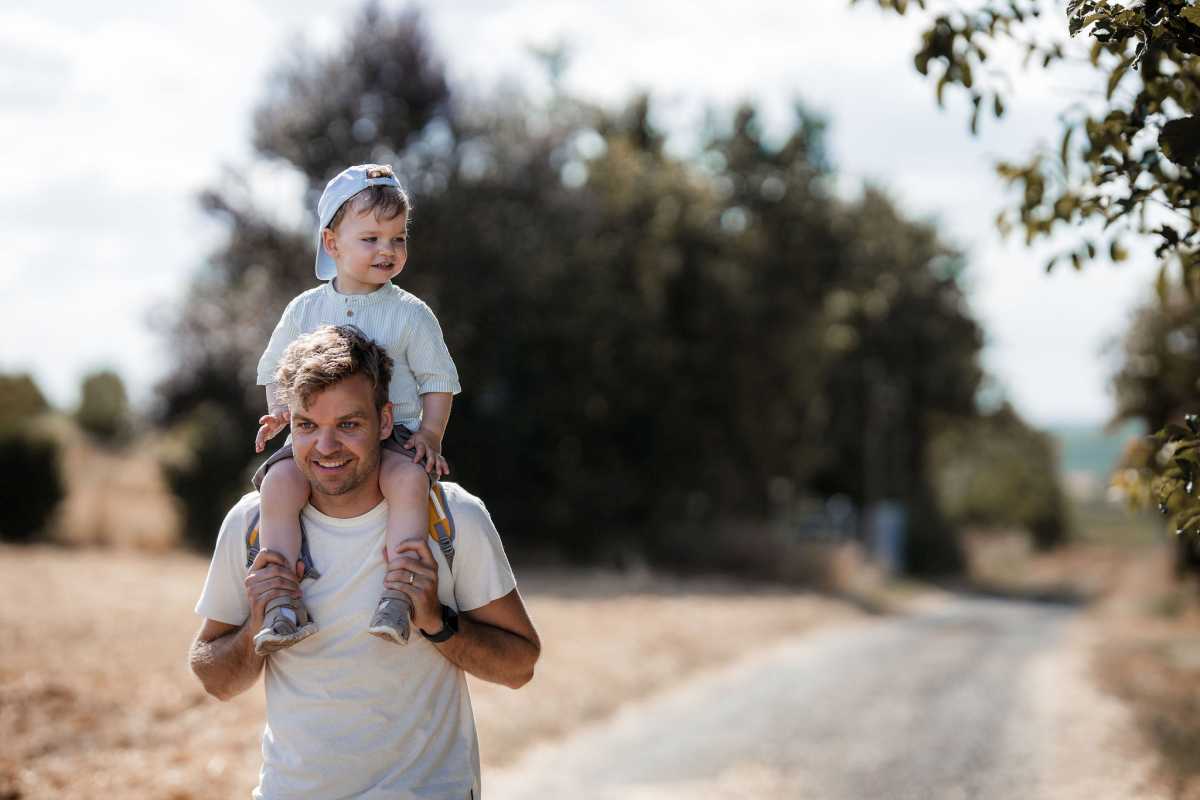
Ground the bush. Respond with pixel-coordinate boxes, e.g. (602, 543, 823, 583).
(931, 404, 1069, 550)
(77, 370, 132, 445)
(161, 402, 258, 552)
(0, 373, 49, 426)
(0, 428, 64, 543)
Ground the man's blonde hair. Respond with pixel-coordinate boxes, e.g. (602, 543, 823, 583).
(274, 325, 393, 411)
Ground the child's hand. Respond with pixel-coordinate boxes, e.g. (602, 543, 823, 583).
(404, 428, 449, 476)
(255, 408, 291, 453)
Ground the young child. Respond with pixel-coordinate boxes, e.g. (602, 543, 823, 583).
(250, 163, 460, 655)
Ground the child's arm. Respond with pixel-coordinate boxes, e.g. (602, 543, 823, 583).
(254, 382, 291, 453)
(403, 392, 452, 475)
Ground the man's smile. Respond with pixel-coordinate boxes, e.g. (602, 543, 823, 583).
(313, 456, 352, 472)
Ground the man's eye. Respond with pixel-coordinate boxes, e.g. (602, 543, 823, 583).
(363, 237, 377, 242)
(297, 422, 315, 430)
(339, 422, 358, 429)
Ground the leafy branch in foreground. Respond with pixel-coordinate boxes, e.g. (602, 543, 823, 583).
(860, 0, 1200, 294)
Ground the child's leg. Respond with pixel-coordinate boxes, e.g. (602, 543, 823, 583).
(254, 457, 316, 655)
(367, 449, 430, 645)
(260, 457, 310, 567)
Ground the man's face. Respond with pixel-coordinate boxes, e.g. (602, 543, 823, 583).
(289, 373, 392, 499)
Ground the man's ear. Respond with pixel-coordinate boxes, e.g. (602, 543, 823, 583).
(378, 402, 394, 442)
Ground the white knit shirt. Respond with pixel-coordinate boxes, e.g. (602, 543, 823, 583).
(257, 282, 461, 431)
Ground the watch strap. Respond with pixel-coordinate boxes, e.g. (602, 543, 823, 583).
(420, 604, 459, 643)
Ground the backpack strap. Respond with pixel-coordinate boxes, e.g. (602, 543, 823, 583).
(244, 504, 322, 580)
(428, 481, 456, 571)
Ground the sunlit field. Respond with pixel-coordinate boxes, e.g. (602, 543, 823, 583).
(0, 546, 868, 798)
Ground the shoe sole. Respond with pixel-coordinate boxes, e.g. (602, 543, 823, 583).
(254, 623, 317, 656)
(367, 624, 410, 646)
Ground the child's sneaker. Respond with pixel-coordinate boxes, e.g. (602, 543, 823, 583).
(253, 595, 317, 655)
(367, 590, 412, 645)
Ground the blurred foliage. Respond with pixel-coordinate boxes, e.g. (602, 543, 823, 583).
(859, 0, 1200, 285)
(159, 402, 257, 553)
(931, 404, 1069, 550)
(76, 370, 132, 446)
(0, 372, 63, 543)
(864, 0, 1200, 568)
(1109, 292, 1200, 572)
(156, 3, 1006, 573)
(0, 372, 49, 429)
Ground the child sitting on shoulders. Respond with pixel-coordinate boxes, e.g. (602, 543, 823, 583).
(251, 163, 459, 654)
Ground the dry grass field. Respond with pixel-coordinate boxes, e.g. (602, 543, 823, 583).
(0, 545, 870, 799)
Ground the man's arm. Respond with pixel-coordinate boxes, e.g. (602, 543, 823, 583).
(388, 541, 540, 689)
(189, 619, 265, 701)
(435, 589, 540, 689)
(189, 549, 302, 700)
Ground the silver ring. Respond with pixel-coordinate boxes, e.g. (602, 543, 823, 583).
(407, 570, 415, 585)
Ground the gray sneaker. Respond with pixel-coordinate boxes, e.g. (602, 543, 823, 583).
(367, 591, 412, 645)
(253, 595, 317, 655)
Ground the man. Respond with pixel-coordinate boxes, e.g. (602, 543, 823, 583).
(189, 324, 540, 799)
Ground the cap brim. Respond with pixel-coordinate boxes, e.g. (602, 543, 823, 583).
(316, 249, 337, 281)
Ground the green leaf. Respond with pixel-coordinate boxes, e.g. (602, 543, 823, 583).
(1060, 126, 1073, 170)
(1183, 6, 1200, 27)
(1157, 262, 1170, 304)
(993, 94, 1005, 118)
(1110, 240, 1127, 262)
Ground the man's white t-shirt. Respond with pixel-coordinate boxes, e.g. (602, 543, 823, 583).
(194, 482, 517, 800)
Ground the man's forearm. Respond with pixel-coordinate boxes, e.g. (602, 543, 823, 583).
(189, 626, 265, 701)
(432, 615, 539, 689)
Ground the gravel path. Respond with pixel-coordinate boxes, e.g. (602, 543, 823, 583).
(485, 595, 1158, 800)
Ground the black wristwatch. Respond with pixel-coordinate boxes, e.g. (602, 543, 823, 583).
(420, 604, 459, 643)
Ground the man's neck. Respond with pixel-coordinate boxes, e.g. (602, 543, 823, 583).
(308, 482, 385, 519)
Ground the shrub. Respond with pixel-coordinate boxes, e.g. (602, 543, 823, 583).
(0, 428, 64, 543)
(77, 370, 132, 445)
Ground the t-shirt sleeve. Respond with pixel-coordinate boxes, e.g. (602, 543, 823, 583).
(256, 296, 303, 386)
(448, 490, 517, 612)
(407, 302, 461, 396)
(194, 498, 253, 626)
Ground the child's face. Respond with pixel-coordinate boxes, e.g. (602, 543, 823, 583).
(322, 206, 408, 294)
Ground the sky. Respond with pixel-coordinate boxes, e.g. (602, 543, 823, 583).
(0, 0, 1161, 426)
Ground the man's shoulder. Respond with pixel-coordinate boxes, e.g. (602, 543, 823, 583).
(439, 482, 487, 515)
(437, 482, 500, 543)
(221, 491, 263, 537)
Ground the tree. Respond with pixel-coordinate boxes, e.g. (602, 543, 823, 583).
(158, 3, 994, 576)
(77, 369, 132, 445)
(931, 403, 1069, 549)
(862, 0, 1200, 548)
(0, 372, 63, 543)
(859, 0, 1200, 285)
(0, 373, 49, 428)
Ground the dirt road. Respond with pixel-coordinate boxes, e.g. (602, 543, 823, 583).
(486, 595, 1159, 800)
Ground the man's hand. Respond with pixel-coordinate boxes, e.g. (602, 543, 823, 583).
(403, 428, 449, 476)
(244, 549, 304, 633)
(383, 538, 443, 635)
(255, 408, 291, 453)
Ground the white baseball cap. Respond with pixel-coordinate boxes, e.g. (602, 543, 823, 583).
(314, 164, 404, 281)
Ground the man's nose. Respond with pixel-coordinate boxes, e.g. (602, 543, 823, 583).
(315, 426, 339, 452)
